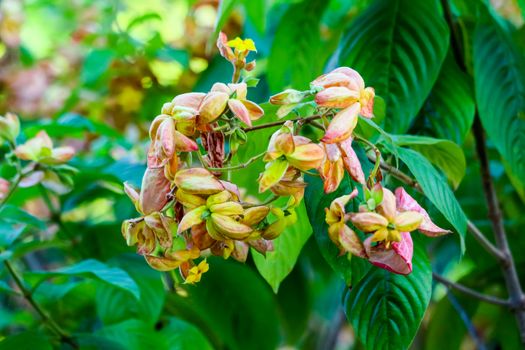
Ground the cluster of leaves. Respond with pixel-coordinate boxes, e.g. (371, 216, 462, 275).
(1, 0, 525, 349)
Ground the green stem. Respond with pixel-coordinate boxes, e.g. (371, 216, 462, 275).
(243, 115, 323, 133)
(241, 194, 280, 208)
(354, 134, 381, 185)
(3, 260, 77, 348)
(196, 151, 265, 172)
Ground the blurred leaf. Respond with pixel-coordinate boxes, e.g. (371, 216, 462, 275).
(96, 255, 165, 326)
(420, 51, 475, 144)
(0, 224, 26, 248)
(166, 257, 279, 350)
(75, 334, 126, 350)
(425, 295, 474, 350)
(94, 319, 162, 350)
(252, 203, 312, 292)
(396, 147, 467, 251)
(243, 0, 266, 34)
(81, 49, 115, 84)
(391, 135, 466, 189)
(275, 263, 311, 344)
(344, 244, 432, 350)
(338, 0, 449, 133)
(211, 0, 240, 46)
(27, 259, 140, 300)
(0, 280, 18, 295)
(160, 317, 214, 350)
(25, 113, 121, 139)
(0, 205, 46, 230)
(267, 0, 329, 91)
(126, 13, 162, 31)
(0, 331, 52, 350)
(473, 14, 525, 187)
(304, 174, 371, 285)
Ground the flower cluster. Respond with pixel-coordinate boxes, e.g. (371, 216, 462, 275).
(122, 34, 450, 283)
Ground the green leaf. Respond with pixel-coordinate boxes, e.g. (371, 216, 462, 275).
(267, 0, 329, 91)
(27, 259, 140, 300)
(391, 135, 466, 189)
(166, 257, 279, 350)
(0, 205, 46, 230)
(338, 0, 449, 133)
(473, 16, 525, 185)
(243, 0, 266, 33)
(344, 244, 432, 350)
(252, 203, 312, 292)
(304, 174, 370, 285)
(396, 147, 467, 251)
(420, 51, 475, 144)
(96, 255, 165, 325)
(81, 49, 115, 84)
(210, 0, 239, 46)
(0, 331, 52, 350)
(0, 280, 18, 295)
(160, 318, 214, 350)
(0, 223, 26, 248)
(94, 320, 163, 350)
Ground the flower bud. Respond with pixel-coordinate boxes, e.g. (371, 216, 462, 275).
(210, 213, 252, 240)
(0, 178, 9, 200)
(245, 60, 256, 71)
(198, 91, 229, 125)
(0, 113, 20, 144)
(270, 89, 306, 105)
(242, 206, 270, 226)
(173, 168, 225, 195)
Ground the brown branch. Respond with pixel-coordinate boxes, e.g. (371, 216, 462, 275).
(472, 117, 525, 341)
(439, 1, 525, 341)
(433, 272, 511, 307)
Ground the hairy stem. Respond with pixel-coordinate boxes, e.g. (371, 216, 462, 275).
(196, 151, 265, 172)
(243, 115, 323, 133)
(3, 260, 77, 348)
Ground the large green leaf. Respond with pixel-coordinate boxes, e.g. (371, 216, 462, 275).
(0, 331, 52, 350)
(267, 0, 329, 91)
(419, 51, 475, 144)
(27, 259, 140, 300)
(160, 318, 214, 350)
(304, 174, 370, 285)
(391, 134, 466, 189)
(473, 17, 525, 185)
(96, 255, 165, 325)
(252, 203, 312, 293)
(344, 244, 432, 350)
(166, 257, 279, 350)
(338, 0, 449, 133)
(396, 147, 467, 251)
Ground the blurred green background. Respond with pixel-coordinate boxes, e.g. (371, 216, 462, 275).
(1, 0, 525, 349)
